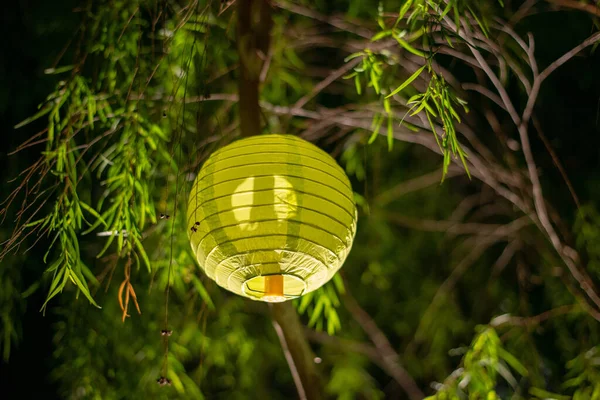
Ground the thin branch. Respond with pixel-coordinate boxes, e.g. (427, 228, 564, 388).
(490, 304, 576, 328)
(343, 287, 425, 400)
(271, 302, 322, 400)
(386, 214, 531, 237)
(272, 315, 308, 400)
(305, 329, 380, 361)
(546, 0, 600, 17)
(375, 167, 463, 206)
(306, 329, 428, 396)
(462, 83, 507, 111)
(492, 239, 522, 276)
(293, 57, 361, 109)
(411, 237, 498, 346)
(531, 116, 581, 210)
(523, 31, 600, 125)
(274, 0, 373, 39)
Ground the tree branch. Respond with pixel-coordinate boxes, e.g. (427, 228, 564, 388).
(546, 0, 600, 17)
(343, 287, 424, 400)
(271, 303, 322, 400)
(237, 0, 272, 138)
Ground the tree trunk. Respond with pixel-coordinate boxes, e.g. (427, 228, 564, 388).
(235, 1, 322, 399)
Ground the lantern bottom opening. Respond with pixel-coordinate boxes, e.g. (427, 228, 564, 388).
(242, 273, 306, 302)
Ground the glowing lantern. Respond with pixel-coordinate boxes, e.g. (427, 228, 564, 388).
(187, 134, 357, 302)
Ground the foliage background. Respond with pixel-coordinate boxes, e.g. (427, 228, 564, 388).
(1, 0, 600, 399)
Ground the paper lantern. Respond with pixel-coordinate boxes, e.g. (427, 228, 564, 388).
(187, 134, 357, 302)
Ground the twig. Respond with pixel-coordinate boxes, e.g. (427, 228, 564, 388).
(271, 302, 322, 400)
(490, 304, 576, 328)
(375, 167, 463, 206)
(274, 0, 373, 39)
(461, 83, 507, 111)
(293, 58, 361, 109)
(492, 239, 522, 276)
(531, 116, 581, 210)
(343, 288, 425, 400)
(545, 0, 600, 17)
(306, 328, 430, 396)
(523, 31, 600, 125)
(386, 214, 531, 237)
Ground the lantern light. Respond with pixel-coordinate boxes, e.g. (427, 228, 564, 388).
(187, 134, 357, 302)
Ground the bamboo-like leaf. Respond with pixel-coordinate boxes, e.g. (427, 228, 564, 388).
(80, 201, 108, 229)
(298, 291, 314, 314)
(13, 105, 53, 129)
(308, 296, 325, 327)
(398, 0, 413, 22)
(68, 269, 101, 308)
(190, 275, 215, 310)
(387, 115, 394, 150)
(386, 65, 425, 98)
(529, 388, 570, 400)
(498, 348, 528, 377)
(41, 266, 69, 313)
(370, 69, 380, 94)
(371, 30, 392, 41)
(393, 35, 426, 57)
(43, 65, 74, 75)
(132, 234, 151, 272)
(326, 308, 340, 335)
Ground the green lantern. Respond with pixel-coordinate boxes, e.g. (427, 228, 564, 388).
(187, 134, 357, 302)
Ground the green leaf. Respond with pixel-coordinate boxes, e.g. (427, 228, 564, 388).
(14, 105, 53, 129)
(529, 387, 570, 400)
(370, 69, 380, 95)
(344, 52, 364, 62)
(398, 0, 414, 21)
(393, 35, 426, 57)
(43, 65, 75, 75)
(371, 30, 392, 42)
(387, 115, 394, 151)
(386, 65, 426, 98)
(191, 275, 215, 310)
(308, 296, 325, 327)
(68, 269, 101, 308)
(41, 265, 69, 313)
(21, 282, 40, 299)
(354, 74, 362, 95)
(132, 234, 151, 273)
(80, 201, 108, 229)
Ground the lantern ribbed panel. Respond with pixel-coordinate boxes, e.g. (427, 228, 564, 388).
(187, 134, 357, 302)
